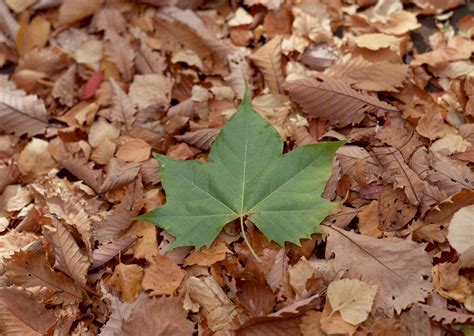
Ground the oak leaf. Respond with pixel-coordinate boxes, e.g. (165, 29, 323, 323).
(325, 225, 432, 315)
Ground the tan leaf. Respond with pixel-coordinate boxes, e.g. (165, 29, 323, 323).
(416, 107, 447, 140)
(121, 296, 195, 336)
(90, 137, 116, 165)
(135, 42, 166, 75)
(376, 10, 421, 35)
(325, 225, 432, 315)
(357, 200, 383, 238)
(0, 184, 31, 212)
(186, 276, 238, 331)
(286, 73, 397, 127)
(249, 36, 284, 94)
(236, 280, 275, 316)
(0, 287, 56, 336)
(18, 138, 57, 175)
(326, 56, 408, 92)
(237, 318, 302, 336)
(4, 250, 83, 304)
(109, 78, 137, 131)
(125, 221, 158, 262)
(0, 86, 48, 137)
(52, 64, 77, 107)
(320, 300, 357, 336)
(100, 292, 145, 336)
(300, 310, 323, 336)
(378, 186, 417, 231)
(59, 0, 104, 25)
(252, 94, 291, 138)
(61, 156, 103, 194)
(73, 38, 103, 71)
(327, 278, 378, 325)
(5, 0, 36, 13)
(116, 138, 151, 163)
(412, 36, 474, 67)
(288, 257, 315, 295)
(142, 255, 185, 295)
(105, 30, 135, 82)
(91, 7, 126, 33)
(184, 239, 230, 266)
(16, 16, 50, 56)
(174, 128, 220, 151)
(91, 234, 138, 269)
(373, 146, 425, 206)
(244, 0, 283, 10)
(0, 230, 38, 261)
(43, 217, 91, 285)
(109, 263, 144, 302)
(0, 0, 19, 41)
(129, 74, 173, 109)
(225, 50, 252, 99)
(88, 118, 120, 147)
(418, 303, 473, 325)
(447, 205, 474, 254)
(354, 33, 402, 51)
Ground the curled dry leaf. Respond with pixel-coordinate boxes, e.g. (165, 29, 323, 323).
(0, 86, 49, 137)
(174, 128, 220, 150)
(91, 234, 138, 269)
(327, 278, 378, 325)
(61, 156, 103, 194)
(325, 225, 432, 315)
(43, 217, 91, 285)
(249, 36, 284, 94)
(286, 73, 397, 127)
(0, 287, 56, 336)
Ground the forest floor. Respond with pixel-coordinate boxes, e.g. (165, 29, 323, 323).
(0, 0, 474, 335)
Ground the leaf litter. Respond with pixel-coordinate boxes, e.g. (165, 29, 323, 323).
(0, 0, 473, 335)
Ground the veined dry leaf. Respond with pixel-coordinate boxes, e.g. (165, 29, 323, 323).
(376, 10, 421, 35)
(91, 234, 137, 269)
(100, 159, 141, 192)
(249, 36, 284, 94)
(43, 217, 91, 285)
(125, 221, 159, 262)
(73, 39, 103, 71)
(121, 296, 195, 336)
(142, 255, 185, 295)
(326, 56, 408, 92)
(61, 156, 103, 194)
(416, 107, 447, 140)
(135, 42, 166, 75)
(167, 98, 194, 118)
(0, 86, 48, 137)
(225, 49, 252, 99)
(325, 225, 432, 315)
(109, 78, 137, 131)
(109, 263, 144, 302)
(4, 250, 83, 304)
(286, 73, 397, 127)
(52, 64, 77, 107)
(428, 154, 474, 195)
(116, 138, 151, 163)
(447, 205, 474, 254)
(91, 137, 116, 165)
(174, 128, 220, 150)
(59, 0, 103, 25)
(186, 276, 238, 332)
(373, 146, 425, 206)
(16, 16, 50, 56)
(129, 74, 173, 109)
(237, 280, 275, 316)
(89, 118, 120, 147)
(378, 186, 417, 231)
(0, 287, 56, 336)
(100, 293, 145, 336)
(327, 278, 378, 325)
(92, 7, 126, 33)
(105, 30, 135, 82)
(0, 0, 19, 41)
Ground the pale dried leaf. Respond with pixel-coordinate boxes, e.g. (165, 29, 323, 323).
(59, 0, 103, 25)
(0, 0, 19, 41)
(327, 278, 377, 325)
(244, 0, 283, 10)
(0, 287, 56, 336)
(225, 49, 252, 99)
(249, 36, 284, 94)
(0, 87, 49, 137)
(92, 7, 126, 33)
(43, 217, 91, 285)
(286, 73, 397, 127)
(61, 156, 103, 194)
(129, 74, 173, 109)
(135, 42, 166, 75)
(447, 205, 474, 254)
(174, 128, 220, 150)
(326, 56, 408, 92)
(89, 118, 120, 147)
(52, 64, 77, 107)
(105, 30, 135, 82)
(325, 225, 432, 315)
(109, 78, 137, 131)
(18, 138, 57, 175)
(0, 184, 31, 212)
(91, 137, 116, 165)
(116, 138, 151, 163)
(91, 234, 138, 269)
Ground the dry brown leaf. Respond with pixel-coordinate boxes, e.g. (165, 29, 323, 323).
(100, 158, 141, 193)
(286, 73, 397, 127)
(357, 200, 383, 238)
(16, 16, 50, 56)
(43, 217, 91, 285)
(18, 138, 57, 175)
(142, 255, 185, 295)
(174, 128, 220, 151)
(5, 0, 36, 13)
(0, 184, 31, 212)
(0, 86, 49, 137)
(225, 50, 252, 99)
(72, 38, 103, 70)
(245, 0, 283, 10)
(412, 36, 474, 67)
(4, 250, 83, 304)
(325, 225, 432, 315)
(109, 78, 137, 131)
(376, 10, 421, 35)
(288, 257, 315, 295)
(0, 287, 56, 336)
(109, 263, 144, 302)
(91, 7, 126, 33)
(91, 137, 116, 165)
(416, 107, 447, 140)
(186, 276, 238, 332)
(116, 138, 151, 163)
(237, 280, 275, 316)
(327, 278, 377, 325)
(447, 205, 474, 254)
(326, 56, 408, 92)
(249, 36, 284, 94)
(299, 310, 323, 336)
(129, 74, 173, 109)
(105, 30, 135, 82)
(354, 33, 402, 51)
(121, 296, 195, 336)
(91, 234, 138, 269)
(184, 239, 230, 266)
(135, 42, 166, 75)
(125, 221, 159, 262)
(378, 186, 417, 231)
(238, 317, 302, 336)
(417, 303, 473, 325)
(59, 0, 103, 25)
(100, 292, 145, 336)
(0, 0, 19, 41)
(320, 300, 357, 336)
(61, 156, 103, 194)
(52, 64, 77, 107)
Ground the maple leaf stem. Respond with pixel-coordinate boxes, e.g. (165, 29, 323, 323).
(240, 216, 261, 263)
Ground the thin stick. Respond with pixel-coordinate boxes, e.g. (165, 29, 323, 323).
(240, 216, 261, 263)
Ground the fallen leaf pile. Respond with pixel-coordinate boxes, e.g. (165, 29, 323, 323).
(0, 0, 473, 335)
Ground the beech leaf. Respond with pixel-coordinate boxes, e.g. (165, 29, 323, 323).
(142, 90, 343, 248)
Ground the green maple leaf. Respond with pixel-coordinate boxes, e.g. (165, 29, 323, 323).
(141, 90, 344, 249)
